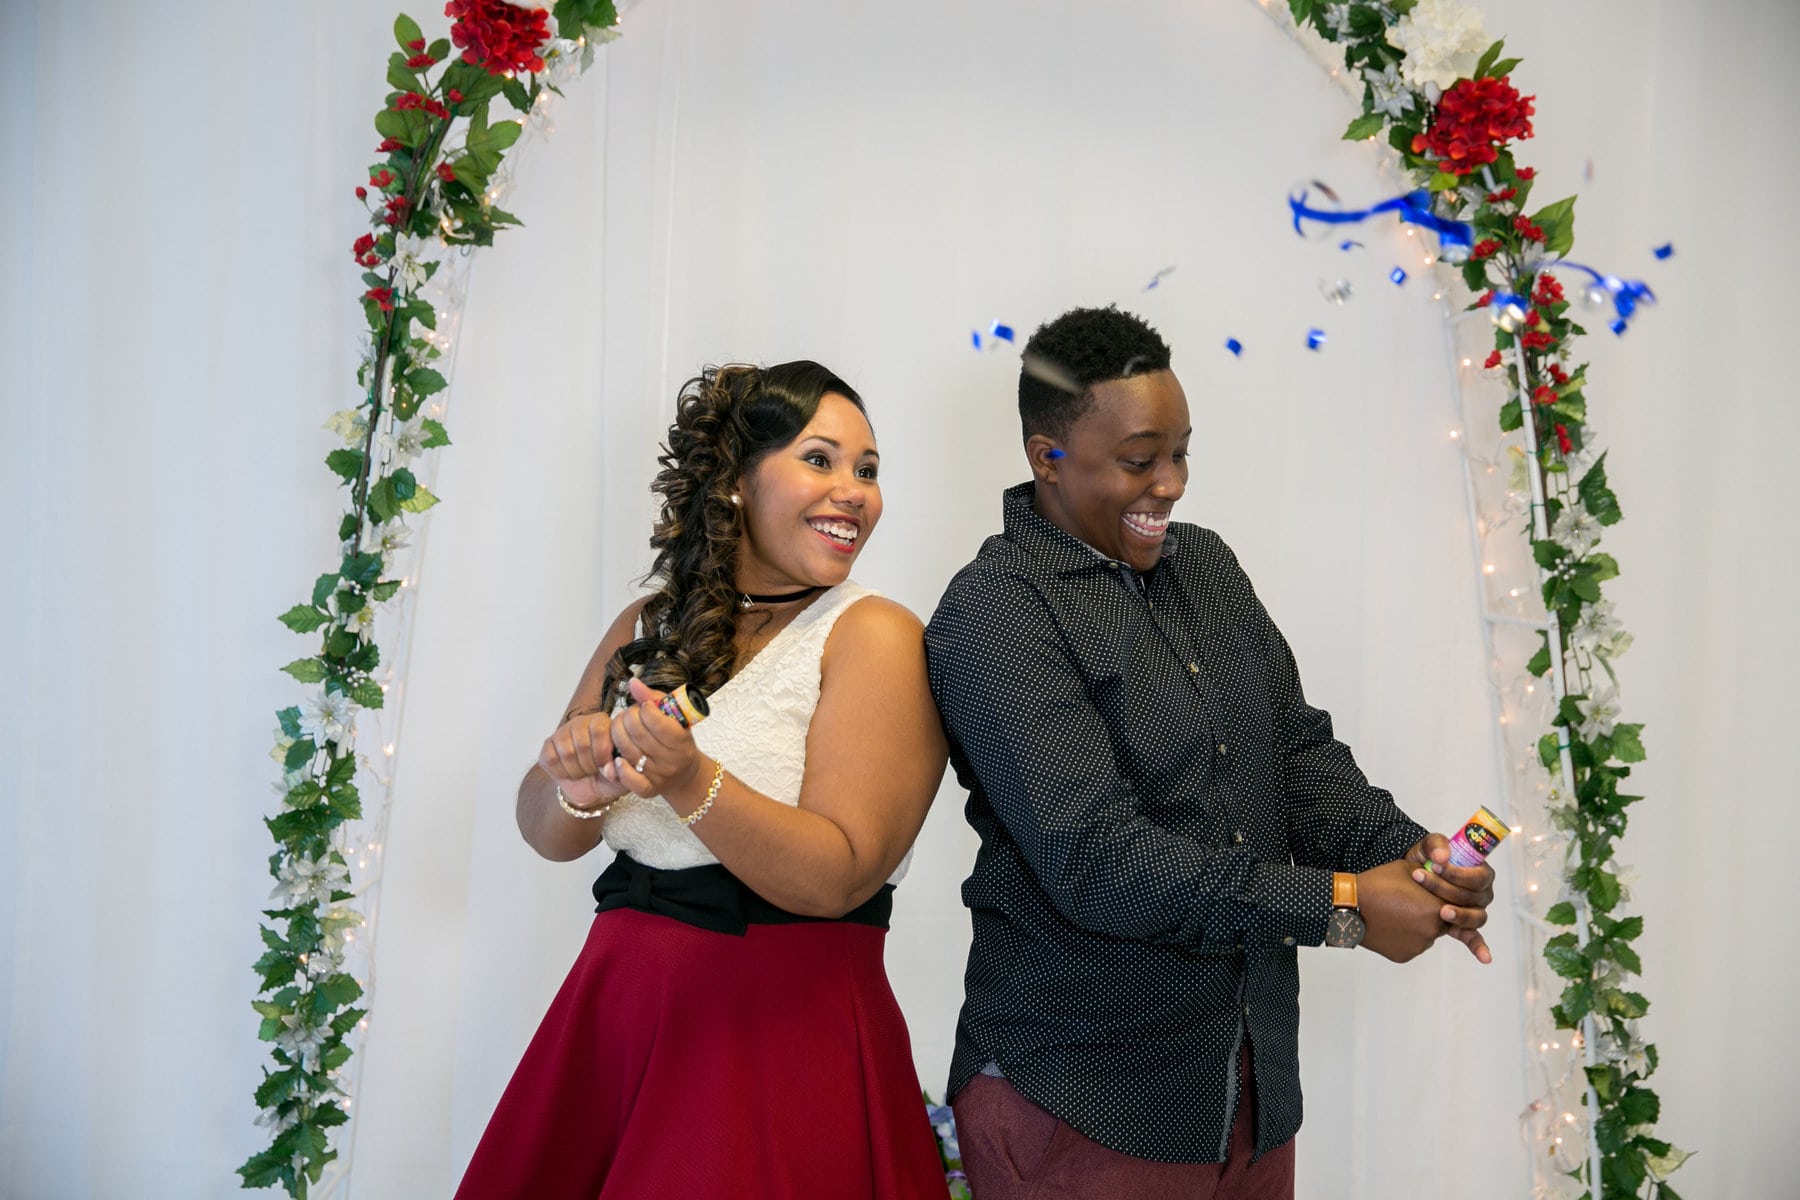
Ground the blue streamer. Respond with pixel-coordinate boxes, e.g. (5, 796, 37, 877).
(1144, 265, 1176, 290)
(1553, 262, 1657, 334)
(1289, 186, 1474, 262)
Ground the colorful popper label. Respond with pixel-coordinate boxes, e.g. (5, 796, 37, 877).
(657, 683, 710, 729)
(1445, 806, 1511, 868)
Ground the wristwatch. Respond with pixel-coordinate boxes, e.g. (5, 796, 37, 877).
(1324, 872, 1366, 949)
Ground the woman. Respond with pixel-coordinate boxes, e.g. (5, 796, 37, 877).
(456, 361, 951, 1199)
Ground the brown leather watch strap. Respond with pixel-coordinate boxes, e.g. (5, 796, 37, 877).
(1332, 871, 1359, 910)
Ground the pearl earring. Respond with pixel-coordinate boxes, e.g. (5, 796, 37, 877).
(729, 494, 742, 506)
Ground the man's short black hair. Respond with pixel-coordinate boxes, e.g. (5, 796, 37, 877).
(1018, 305, 1173, 441)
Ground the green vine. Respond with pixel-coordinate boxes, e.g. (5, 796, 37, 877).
(242, 4, 619, 1193)
(1286, 1, 1687, 1195)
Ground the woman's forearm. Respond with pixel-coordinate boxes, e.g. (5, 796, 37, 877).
(516, 765, 608, 862)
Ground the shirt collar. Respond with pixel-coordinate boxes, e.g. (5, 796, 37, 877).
(999, 481, 1180, 578)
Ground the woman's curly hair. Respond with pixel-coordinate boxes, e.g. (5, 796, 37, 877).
(597, 359, 866, 712)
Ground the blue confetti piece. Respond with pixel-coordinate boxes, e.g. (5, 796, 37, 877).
(1225, 337, 1243, 357)
(1143, 265, 1177, 290)
(1339, 239, 1364, 251)
(1558, 261, 1657, 332)
(1306, 328, 1326, 351)
(989, 322, 1015, 343)
(1389, 266, 1408, 286)
(1046, 448, 1066, 460)
(1609, 318, 1628, 336)
(970, 330, 982, 350)
(1653, 243, 1674, 260)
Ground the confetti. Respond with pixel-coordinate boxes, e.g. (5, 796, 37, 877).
(1143, 265, 1177, 290)
(1225, 337, 1243, 357)
(1289, 185, 1473, 263)
(1320, 279, 1353, 305)
(1021, 350, 1083, 394)
(1306, 328, 1326, 351)
(1653, 243, 1674, 260)
(1389, 266, 1408, 286)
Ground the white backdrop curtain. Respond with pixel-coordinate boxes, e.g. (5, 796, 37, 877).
(2, 1, 1796, 1196)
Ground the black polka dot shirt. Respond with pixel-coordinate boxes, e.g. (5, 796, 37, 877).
(925, 483, 1426, 1163)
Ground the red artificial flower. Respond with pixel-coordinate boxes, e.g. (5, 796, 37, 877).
(1412, 75, 1536, 176)
(393, 91, 452, 120)
(436, 161, 457, 182)
(370, 167, 396, 189)
(445, 0, 551, 75)
(351, 233, 382, 267)
(1516, 167, 1537, 180)
(406, 53, 439, 68)
(382, 195, 412, 227)
(448, 88, 465, 103)
(1532, 385, 1557, 407)
(1522, 308, 1540, 328)
(1483, 349, 1504, 370)
(408, 38, 427, 51)
(377, 136, 404, 153)
(1475, 289, 1494, 307)
(1548, 363, 1570, 385)
(1471, 239, 1503, 261)
(1521, 330, 1557, 351)
(365, 285, 396, 312)
(1533, 272, 1566, 306)
(355, 186, 368, 200)
(1513, 214, 1546, 243)
(1555, 424, 1573, 455)
(1486, 186, 1517, 204)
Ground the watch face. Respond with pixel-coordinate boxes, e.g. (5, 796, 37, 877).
(1325, 908, 1366, 948)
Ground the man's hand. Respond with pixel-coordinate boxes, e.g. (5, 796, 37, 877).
(1356, 859, 1451, 962)
(1404, 833, 1496, 964)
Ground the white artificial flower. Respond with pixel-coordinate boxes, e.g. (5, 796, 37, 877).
(255, 1105, 300, 1134)
(1570, 599, 1634, 660)
(1544, 771, 1577, 816)
(1551, 502, 1602, 557)
(343, 600, 379, 642)
(1364, 63, 1416, 118)
(1322, 3, 1355, 36)
(275, 1012, 329, 1065)
(320, 906, 365, 955)
(271, 854, 351, 909)
(392, 233, 436, 295)
(376, 414, 428, 469)
(1386, 0, 1487, 91)
(1614, 863, 1639, 903)
(298, 688, 357, 749)
(1600, 1020, 1652, 1078)
(305, 947, 344, 980)
(324, 408, 369, 447)
(360, 520, 413, 559)
(1575, 685, 1621, 741)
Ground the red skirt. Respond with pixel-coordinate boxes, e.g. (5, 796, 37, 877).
(455, 906, 949, 1199)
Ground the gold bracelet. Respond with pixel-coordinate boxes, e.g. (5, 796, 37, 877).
(556, 784, 612, 821)
(680, 759, 726, 827)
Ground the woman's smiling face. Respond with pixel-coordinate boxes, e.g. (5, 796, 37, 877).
(1031, 370, 1191, 572)
(735, 392, 883, 593)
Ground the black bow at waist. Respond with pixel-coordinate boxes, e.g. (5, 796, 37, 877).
(592, 854, 893, 936)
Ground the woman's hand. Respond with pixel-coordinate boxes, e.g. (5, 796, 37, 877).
(539, 712, 633, 811)
(605, 678, 708, 805)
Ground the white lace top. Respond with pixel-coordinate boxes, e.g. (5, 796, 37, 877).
(601, 580, 915, 884)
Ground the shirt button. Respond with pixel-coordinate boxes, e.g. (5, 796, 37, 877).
(1242, 1003, 1252, 1016)
(1283, 936, 1296, 947)
(1187, 662, 1199, 674)
(1232, 831, 1245, 845)
(1217, 743, 1228, 755)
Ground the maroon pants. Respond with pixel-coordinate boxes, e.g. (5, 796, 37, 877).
(950, 1048, 1295, 1200)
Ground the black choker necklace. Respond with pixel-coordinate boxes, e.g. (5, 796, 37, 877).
(737, 585, 824, 610)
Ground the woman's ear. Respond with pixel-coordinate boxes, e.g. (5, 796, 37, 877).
(1025, 434, 1064, 483)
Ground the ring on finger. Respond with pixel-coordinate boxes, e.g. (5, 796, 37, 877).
(635, 754, 649, 772)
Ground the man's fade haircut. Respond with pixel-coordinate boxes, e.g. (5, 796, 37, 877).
(1018, 306, 1172, 442)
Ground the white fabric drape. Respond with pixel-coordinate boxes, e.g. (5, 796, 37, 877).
(3, 1, 1796, 1196)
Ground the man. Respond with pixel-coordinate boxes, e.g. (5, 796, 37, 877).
(925, 306, 1495, 1198)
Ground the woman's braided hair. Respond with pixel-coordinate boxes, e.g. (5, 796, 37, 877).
(597, 359, 866, 712)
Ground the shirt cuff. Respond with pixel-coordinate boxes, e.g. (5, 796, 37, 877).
(1249, 863, 1336, 948)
